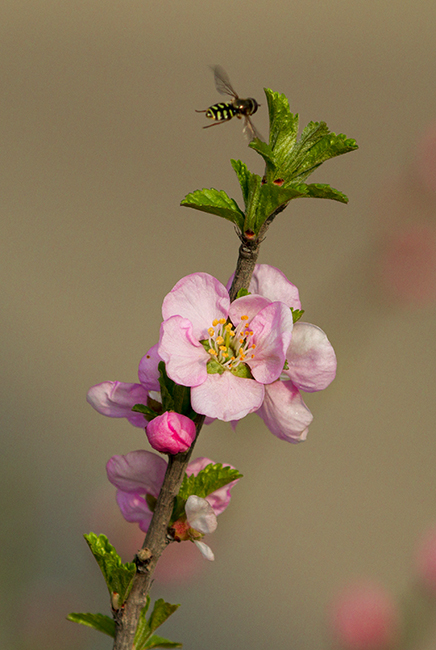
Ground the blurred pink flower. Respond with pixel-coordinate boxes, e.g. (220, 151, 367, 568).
(379, 224, 436, 307)
(328, 581, 400, 650)
(146, 411, 196, 454)
(415, 524, 436, 594)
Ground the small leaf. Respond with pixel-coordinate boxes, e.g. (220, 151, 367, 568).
(149, 599, 180, 634)
(84, 533, 136, 607)
(67, 612, 115, 638)
(158, 362, 176, 412)
(132, 403, 158, 419)
(181, 188, 244, 230)
(235, 287, 250, 298)
(178, 463, 242, 502)
(134, 598, 181, 650)
(290, 308, 305, 324)
(142, 634, 183, 649)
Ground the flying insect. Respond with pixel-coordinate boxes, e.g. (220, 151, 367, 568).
(196, 65, 262, 142)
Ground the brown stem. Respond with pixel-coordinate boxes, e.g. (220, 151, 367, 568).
(112, 225, 270, 649)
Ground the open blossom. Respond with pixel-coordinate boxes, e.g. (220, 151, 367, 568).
(158, 272, 294, 422)
(106, 451, 238, 559)
(86, 343, 161, 428)
(229, 265, 337, 443)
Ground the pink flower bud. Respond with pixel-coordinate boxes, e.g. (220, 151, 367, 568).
(146, 411, 196, 454)
(328, 581, 399, 650)
(415, 524, 436, 594)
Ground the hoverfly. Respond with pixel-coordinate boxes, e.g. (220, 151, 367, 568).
(196, 65, 262, 142)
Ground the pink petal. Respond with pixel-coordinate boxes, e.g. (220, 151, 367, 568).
(227, 264, 301, 309)
(87, 381, 149, 427)
(257, 381, 313, 443)
(248, 302, 294, 384)
(159, 316, 209, 386)
(106, 450, 167, 495)
(116, 491, 153, 532)
(162, 273, 230, 340)
(193, 540, 215, 561)
(285, 322, 337, 392)
(191, 372, 264, 421)
(185, 495, 218, 534)
(229, 294, 271, 324)
(138, 343, 161, 392)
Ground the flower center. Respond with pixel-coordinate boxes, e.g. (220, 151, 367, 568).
(205, 316, 256, 372)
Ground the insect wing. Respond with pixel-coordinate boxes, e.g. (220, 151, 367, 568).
(210, 65, 239, 99)
(243, 116, 264, 143)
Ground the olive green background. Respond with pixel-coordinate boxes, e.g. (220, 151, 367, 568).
(1, 2, 436, 648)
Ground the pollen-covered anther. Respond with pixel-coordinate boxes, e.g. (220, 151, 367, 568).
(208, 327, 215, 336)
(208, 348, 218, 356)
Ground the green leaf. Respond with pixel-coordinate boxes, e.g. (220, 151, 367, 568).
(149, 599, 180, 634)
(143, 635, 183, 649)
(84, 533, 136, 607)
(134, 598, 152, 650)
(132, 403, 158, 419)
(178, 463, 242, 502)
(251, 88, 358, 188)
(290, 308, 305, 323)
(303, 182, 349, 203)
(158, 361, 176, 412)
(235, 287, 250, 298)
(134, 598, 181, 650)
(67, 612, 116, 638)
(181, 188, 244, 230)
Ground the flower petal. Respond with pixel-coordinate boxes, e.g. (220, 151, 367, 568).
(106, 450, 167, 495)
(159, 315, 209, 386)
(138, 343, 161, 392)
(193, 540, 215, 561)
(162, 273, 230, 340)
(87, 381, 149, 427)
(257, 381, 313, 443)
(116, 490, 152, 532)
(185, 495, 218, 534)
(285, 322, 337, 392)
(229, 294, 271, 324)
(248, 302, 294, 384)
(191, 372, 264, 421)
(228, 264, 301, 309)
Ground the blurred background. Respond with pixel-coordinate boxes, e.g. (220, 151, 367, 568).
(1, 1, 436, 648)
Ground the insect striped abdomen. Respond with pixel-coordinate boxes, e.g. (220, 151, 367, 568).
(206, 102, 237, 122)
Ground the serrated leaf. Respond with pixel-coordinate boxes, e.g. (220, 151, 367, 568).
(252, 87, 357, 191)
(149, 599, 180, 634)
(67, 612, 116, 638)
(142, 634, 183, 649)
(178, 463, 242, 502)
(134, 598, 181, 650)
(302, 183, 349, 203)
(181, 188, 244, 230)
(84, 533, 135, 607)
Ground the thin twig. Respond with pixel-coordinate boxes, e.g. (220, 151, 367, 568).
(112, 231, 265, 649)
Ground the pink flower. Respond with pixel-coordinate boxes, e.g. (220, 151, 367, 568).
(145, 411, 196, 454)
(106, 451, 239, 535)
(158, 272, 294, 422)
(415, 524, 436, 594)
(328, 581, 400, 650)
(87, 343, 161, 428)
(229, 265, 336, 443)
